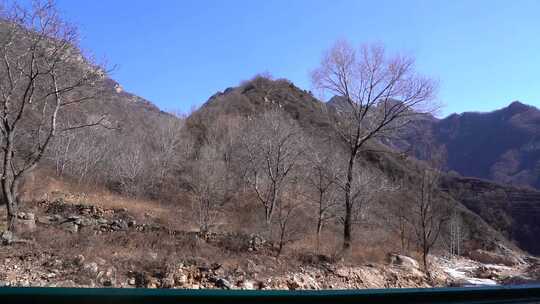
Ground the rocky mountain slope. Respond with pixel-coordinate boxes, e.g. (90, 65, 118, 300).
(442, 176, 540, 255)
(188, 77, 514, 253)
(372, 99, 540, 255)
(418, 102, 540, 189)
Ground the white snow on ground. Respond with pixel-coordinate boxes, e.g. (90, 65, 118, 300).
(436, 257, 499, 286)
(442, 266, 497, 286)
(464, 278, 498, 286)
(484, 264, 512, 271)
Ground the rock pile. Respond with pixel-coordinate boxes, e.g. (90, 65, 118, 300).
(34, 199, 271, 256)
(35, 199, 137, 234)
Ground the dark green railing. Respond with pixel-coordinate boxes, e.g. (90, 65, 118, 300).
(1, 285, 540, 304)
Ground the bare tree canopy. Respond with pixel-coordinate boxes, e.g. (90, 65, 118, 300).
(312, 41, 438, 147)
(0, 0, 105, 231)
(311, 40, 438, 251)
(410, 167, 450, 277)
(241, 108, 305, 232)
(305, 146, 340, 252)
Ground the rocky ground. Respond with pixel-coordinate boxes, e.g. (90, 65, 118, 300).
(0, 195, 538, 289)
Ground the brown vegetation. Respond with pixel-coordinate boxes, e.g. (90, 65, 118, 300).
(0, 0, 534, 290)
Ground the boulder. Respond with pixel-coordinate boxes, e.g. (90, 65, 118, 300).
(16, 212, 36, 232)
(37, 216, 55, 224)
(1, 230, 13, 245)
(214, 278, 231, 290)
(98, 267, 116, 287)
(474, 266, 500, 279)
(73, 255, 85, 267)
(20, 212, 35, 221)
(79, 218, 94, 227)
(174, 273, 188, 286)
(0, 281, 10, 287)
(60, 222, 78, 233)
(387, 253, 420, 270)
(111, 219, 128, 231)
(97, 218, 108, 225)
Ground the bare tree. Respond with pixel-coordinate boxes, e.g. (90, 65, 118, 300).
(148, 113, 185, 194)
(410, 168, 449, 277)
(305, 147, 340, 252)
(385, 194, 414, 254)
(448, 209, 466, 257)
(0, 0, 107, 231)
(113, 138, 147, 196)
(274, 190, 303, 257)
(47, 109, 186, 198)
(49, 126, 111, 183)
(202, 114, 244, 198)
(311, 40, 437, 251)
(241, 109, 305, 235)
(338, 165, 391, 230)
(188, 144, 227, 233)
(49, 130, 75, 176)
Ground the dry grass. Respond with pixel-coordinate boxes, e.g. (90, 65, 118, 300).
(18, 168, 194, 230)
(6, 168, 408, 275)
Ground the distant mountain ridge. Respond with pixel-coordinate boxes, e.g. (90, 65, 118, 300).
(428, 101, 540, 189)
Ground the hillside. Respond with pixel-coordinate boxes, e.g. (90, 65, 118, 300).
(15, 62, 518, 259)
(187, 77, 514, 253)
(441, 175, 540, 255)
(1, 7, 539, 290)
(417, 102, 540, 189)
(2, 62, 538, 289)
(314, 95, 540, 256)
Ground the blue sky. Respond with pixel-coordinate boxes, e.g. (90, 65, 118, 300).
(55, 0, 540, 117)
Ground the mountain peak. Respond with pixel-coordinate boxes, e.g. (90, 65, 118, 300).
(505, 101, 533, 114)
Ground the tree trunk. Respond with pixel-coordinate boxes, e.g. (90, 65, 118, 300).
(342, 151, 356, 251)
(264, 206, 273, 240)
(7, 202, 18, 232)
(2, 177, 19, 233)
(316, 189, 324, 252)
(343, 202, 352, 251)
(277, 228, 285, 257)
(399, 216, 407, 254)
(316, 218, 323, 253)
(423, 243, 430, 278)
(400, 230, 406, 254)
